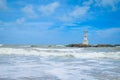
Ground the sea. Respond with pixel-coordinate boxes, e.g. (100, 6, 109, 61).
(0, 44, 120, 80)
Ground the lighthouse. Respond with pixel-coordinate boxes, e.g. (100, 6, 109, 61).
(83, 31, 88, 45)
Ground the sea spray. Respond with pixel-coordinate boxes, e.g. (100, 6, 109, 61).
(0, 46, 120, 80)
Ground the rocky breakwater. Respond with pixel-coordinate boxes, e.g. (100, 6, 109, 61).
(66, 44, 120, 48)
(66, 44, 92, 47)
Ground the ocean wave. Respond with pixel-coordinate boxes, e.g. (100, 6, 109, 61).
(0, 47, 120, 59)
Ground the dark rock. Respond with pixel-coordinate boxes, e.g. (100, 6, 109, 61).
(66, 44, 92, 47)
(114, 44, 120, 47)
(66, 44, 120, 47)
(94, 44, 115, 47)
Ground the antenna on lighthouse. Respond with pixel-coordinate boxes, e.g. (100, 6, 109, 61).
(83, 30, 88, 45)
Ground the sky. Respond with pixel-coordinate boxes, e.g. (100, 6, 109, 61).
(0, 0, 120, 45)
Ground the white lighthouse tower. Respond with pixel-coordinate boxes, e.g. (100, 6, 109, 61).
(83, 31, 88, 45)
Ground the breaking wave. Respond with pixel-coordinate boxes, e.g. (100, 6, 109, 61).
(0, 47, 120, 59)
(0, 46, 120, 80)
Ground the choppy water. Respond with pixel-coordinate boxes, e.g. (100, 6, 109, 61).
(0, 45, 120, 80)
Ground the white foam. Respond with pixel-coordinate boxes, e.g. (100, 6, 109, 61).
(0, 47, 120, 59)
(46, 62, 97, 80)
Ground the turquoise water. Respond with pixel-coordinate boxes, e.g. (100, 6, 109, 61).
(0, 45, 120, 80)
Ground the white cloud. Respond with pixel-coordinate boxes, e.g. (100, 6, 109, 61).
(59, 6, 90, 22)
(59, 15, 73, 22)
(96, 27, 120, 37)
(82, 0, 120, 11)
(83, 0, 93, 6)
(0, 20, 53, 31)
(0, 17, 26, 27)
(0, 0, 7, 10)
(60, 0, 120, 22)
(16, 17, 25, 24)
(70, 6, 90, 18)
(23, 22, 53, 30)
(95, 0, 120, 11)
(39, 2, 59, 15)
(22, 5, 38, 18)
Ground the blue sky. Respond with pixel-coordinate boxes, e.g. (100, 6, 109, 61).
(0, 0, 120, 44)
